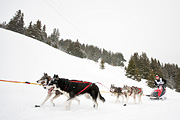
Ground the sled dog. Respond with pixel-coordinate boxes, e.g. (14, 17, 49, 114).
(110, 84, 124, 103)
(122, 85, 143, 106)
(36, 73, 80, 107)
(48, 74, 105, 110)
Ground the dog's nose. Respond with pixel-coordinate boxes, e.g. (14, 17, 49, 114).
(44, 87, 46, 89)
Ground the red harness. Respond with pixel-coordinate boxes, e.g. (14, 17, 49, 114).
(129, 87, 142, 96)
(68, 80, 92, 95)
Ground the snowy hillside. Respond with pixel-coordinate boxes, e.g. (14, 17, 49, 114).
(0, 28, 180, 120)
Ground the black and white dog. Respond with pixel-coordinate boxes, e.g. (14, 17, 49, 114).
(48, 74, 105, 110)
(36, 73, 80, 107)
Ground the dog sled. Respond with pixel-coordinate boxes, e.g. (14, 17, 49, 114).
(149, 85, 166, 100)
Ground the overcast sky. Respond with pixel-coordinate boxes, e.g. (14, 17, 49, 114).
(1, 0, 180, 66)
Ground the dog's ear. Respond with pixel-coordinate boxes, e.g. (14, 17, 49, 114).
(53, 74, 56, 78)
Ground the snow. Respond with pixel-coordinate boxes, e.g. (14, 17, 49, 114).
(0, 28, 180, 120)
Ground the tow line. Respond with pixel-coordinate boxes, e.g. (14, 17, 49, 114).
(96, 82, 114, 93)
(0, 79, 41, 85)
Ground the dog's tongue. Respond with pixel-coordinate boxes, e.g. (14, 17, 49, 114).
(48, 87, 54, 94)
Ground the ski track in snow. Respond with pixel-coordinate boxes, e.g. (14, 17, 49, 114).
(0, 28, 180, 120)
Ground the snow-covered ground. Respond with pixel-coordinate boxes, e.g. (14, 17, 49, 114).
(0, 28, 180, 120)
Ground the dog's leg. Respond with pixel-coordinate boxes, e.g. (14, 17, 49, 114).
(84, 93, 91, 99)
(66, 99, 73, 110)
(41, 93, 52, 106)
(92, 99, 98, 109)
(63, 92, 80, 104)
(115, 94, 119, 103)
(121, 94, 124, 103)
(138, 94, 142, 104)
(94, 92, 99, 108)
(124, 95, 129, 106)
(50, 93, 61, 106)
(134, 94, 136, 104)
(138, 94, 140, 104)
(74, 98, 80, 105)
(65, 97, 75, 110)
(65, 92, 76, 110)
(90, 91, 98, 108)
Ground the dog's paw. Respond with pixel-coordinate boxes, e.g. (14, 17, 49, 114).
(35, 105, 41, 108)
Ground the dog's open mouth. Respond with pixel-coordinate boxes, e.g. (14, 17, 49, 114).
(48, 87, 54, 94)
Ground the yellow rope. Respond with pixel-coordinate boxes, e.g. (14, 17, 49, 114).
(101, 91, 112, 93)
(0, 79, 41, 85)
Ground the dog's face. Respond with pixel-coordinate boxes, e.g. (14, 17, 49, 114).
(110, 84, 116, 92)
(45, 74, 59, 90)
(122, 85, 130, 93)
(37, 73, 51, 88)
(53, 74, 59, 81)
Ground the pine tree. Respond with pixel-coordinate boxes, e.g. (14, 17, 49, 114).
(59, 39, 72, 52)
(17, 13, 24, 34)
(139, 53, 150, 79)
(41, 25, 47, 42)
(50, 28, 60, 42)
(147, 70, 156, 88)
(175, 69, 180, 92)
(134, 67, 141, 81)
(7, 10, 25, 34)
(67, 40, 84, 58)
(48, 28, 60, 47)
(26, 21, 33, 37)
(126, 56, 136, 78)
(0, 21, 7, 29)
(100, 58, 105, 69)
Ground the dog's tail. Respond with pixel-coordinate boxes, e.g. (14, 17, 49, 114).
(98, 92, 105, 103)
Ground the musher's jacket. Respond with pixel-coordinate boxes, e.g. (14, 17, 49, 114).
(155, 78, 167, 87)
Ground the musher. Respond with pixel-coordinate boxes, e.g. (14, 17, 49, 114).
(155, 75, 167, 88)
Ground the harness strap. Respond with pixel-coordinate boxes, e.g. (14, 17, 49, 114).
(64, 85, 67, 90)
(138, 88, 142, 94)
(129, 88, 133, 96)
(76, 83, 92, 95)
(70, 80, 91, 84)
